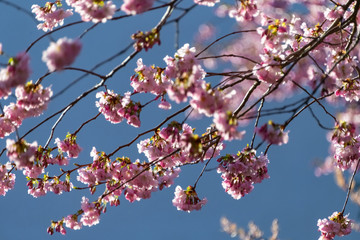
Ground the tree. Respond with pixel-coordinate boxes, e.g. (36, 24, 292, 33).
(1, 0, 360, 239)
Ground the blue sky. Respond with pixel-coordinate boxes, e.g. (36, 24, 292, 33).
(0, 1, 360, 239)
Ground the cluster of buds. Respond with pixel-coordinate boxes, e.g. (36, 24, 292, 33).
(132, 28, 160, 52)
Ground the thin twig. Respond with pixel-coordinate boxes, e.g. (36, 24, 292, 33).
(341, 159, 360, 214)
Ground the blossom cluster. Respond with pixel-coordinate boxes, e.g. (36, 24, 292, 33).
(138, 121, 224, 168)
(4, 1, 360, 238)
(131, 44, 246, 141)
(66, 0, 116, 23)
(95, 90, 141, 127)
(330, 121, 360, 171)
(55, 133, 82, 158)
(194, 0, 220, 7)
(6, 139, 38, 170)
(3, 134, 82, 198)
(256, 120, 289, 145)
(217, 147, 269, 199)
(42, 37, 82, 72)
(228, 0, 258, 22)
(317, 212, 352, 240)
(172, 185, 207, 212)
(32, 1, 73, 32)
(0, 52, 31, 98)
(76, 147, 180, 203)
(121, 0, 155, 15)
(130, 58, 169, 99)
(132, 28, 161, 52)
(0, 164, 15, 196)
(0, 81, 52, 138)
(24, 141, 80, 197)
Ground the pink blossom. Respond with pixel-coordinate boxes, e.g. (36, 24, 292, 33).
(228, 0, 258, 22)
(157, 168, 181, 190)
(3, 103, 26, 127)
(117, 92, 142, 127)
(0, 165, 15, 196)
(317, 212, 352, 239)
(217, 148, 269, 199)
(0, 87, 11, 100)
(32, 3, 73, 32)
(6, 139, 37, 169)
(331, 121, 356, 144)
(335, 78, 360, 102)
(333, 137, 360, 171)
(121, 0, 155, 15)
(158, 99, 172, 110)
(77, 168, 97, 186)
(67, 0, 116, 23)
(195, 24, 216, 43)
(27, 178, 47, 198)
(213, 111, 245, 141)
(127, 114, 141, 128)
(253, 51, 284, 83)
(0, 117, 16, 138)
(80, 197, 101, 226)
(256, 121, 289, 145)
(324, 6, 345, 21)
(131, 58, 169, 96)
(55, 133, 82, 158)
(96, 90, 123, 124)
(77, 147, 113, 188)
(47, 154, 70, 166)
(22, 165, 44, 178)
(194, 0, 220, 7)
(15, 81, 53, 117)
(46, 178, 72, 195)
(172, 185, 207, 212)
(42, 37, 82, 71)
(96, 90, 142, 127)
(314, 157, 335, 177)
(179, 132, 203, 160)
(0, 52, 31, 89)
(253, 63, 283, 84)
(164, 44, 206, 104)
(190, 86, 235, 117)
(64, 215, 82, 230)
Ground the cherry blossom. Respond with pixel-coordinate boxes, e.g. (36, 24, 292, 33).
(172, 185, 207, 212)
(42, 37, 82, 71)
(3, 0, 360, 238)
(55, 133, 82, 158)
(317, 212, 352, 240)
(0, 165, 15, 196)
(80, 196, 101, 227)
(164, 44, 206, 103)
(217, 147, 269, 199)
(213, 111, 245, 141)
(228, 0, 258, 22)
(6, 139, 37, 170)
(194, 0, 220, 7)
(131, 58, 168, 96)
(23, 165, 44, 178)
(32, 1, 73, 32)
(96, 90, 142, 127)
(66, 0, 116, 23)
(121, 0, 155, 15)
(15, 81, 53, 117)
(64, 215, 82, 230)
(0, 52, 31, 91)
(256, 120, 289, 145)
